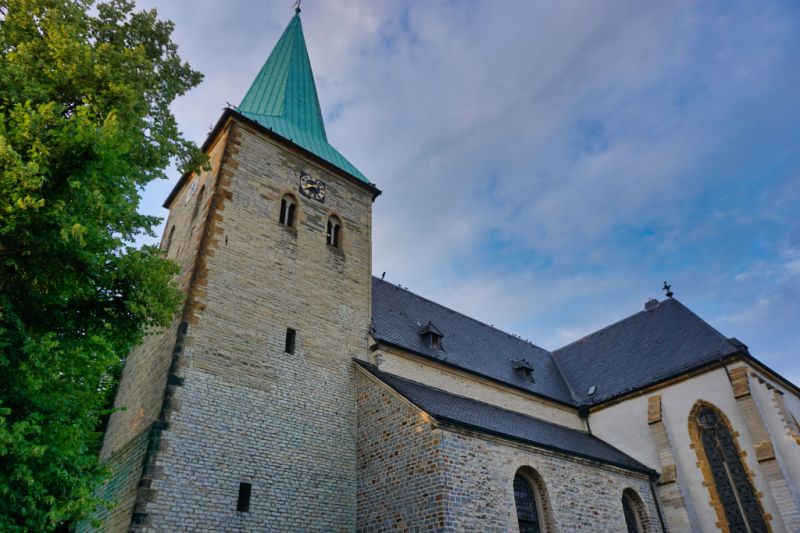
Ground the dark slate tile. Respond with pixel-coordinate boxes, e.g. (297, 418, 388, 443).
(371, 277, 575, 405)
(553, 298, 740, 405)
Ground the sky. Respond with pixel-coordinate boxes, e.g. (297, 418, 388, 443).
(134, 0, 800, 383)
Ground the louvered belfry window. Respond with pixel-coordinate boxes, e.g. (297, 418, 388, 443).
(514, 474, 541, 533)
(696, 406, 768, 533)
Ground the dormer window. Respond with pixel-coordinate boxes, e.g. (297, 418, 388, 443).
(430, 333, 442, 350)
(419, 321, 444, 351)
(279, 194, 297, 227)
(511, 359, 535, 384)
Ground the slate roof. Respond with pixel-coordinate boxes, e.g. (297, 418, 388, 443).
(371, 277, 575, 405)
(237, 13, 370, 184)
(553, 298, 741, 405)
(371, 278, 748, 408)
(357, 361, 656, 476)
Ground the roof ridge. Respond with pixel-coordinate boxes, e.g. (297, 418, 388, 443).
(666, 298, 741, 352)
(372, 276, 550, 354)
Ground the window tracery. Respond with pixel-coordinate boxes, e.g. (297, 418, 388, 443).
(693, 403, 768, 533)
(514, 474, 541, 533)
(513, 468, 552, 533)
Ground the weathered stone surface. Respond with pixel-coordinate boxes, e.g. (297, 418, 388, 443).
(356, 370, 661, 532)
(132, 120, 373, 532)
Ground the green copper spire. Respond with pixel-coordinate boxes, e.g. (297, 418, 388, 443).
(238, 13, 370, 184)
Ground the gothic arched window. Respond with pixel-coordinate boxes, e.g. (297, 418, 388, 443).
(513, 468, 551, 533)
(326, 215, 341, 248)
(692, 402, 768, 533)
(279, 194, 297, 227)
(622, 489, 648, 533)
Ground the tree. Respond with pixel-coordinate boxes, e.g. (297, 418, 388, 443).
(0, 0, 203, 529)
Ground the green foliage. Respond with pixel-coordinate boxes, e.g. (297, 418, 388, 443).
(0, 0, 202, 529)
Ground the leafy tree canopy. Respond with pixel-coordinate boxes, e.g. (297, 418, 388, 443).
(0, 0, 202, 529)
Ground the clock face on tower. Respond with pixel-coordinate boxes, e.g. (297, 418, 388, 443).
(299, 172, 326, 203)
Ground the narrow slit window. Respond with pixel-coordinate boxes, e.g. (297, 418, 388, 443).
(285, 328, 296, 354)
(236, 482, 251, 513)
(326, 216, 341, 247)
(279, 195, 297, 227)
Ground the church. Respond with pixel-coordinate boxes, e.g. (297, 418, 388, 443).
(88, 9, 800, 533)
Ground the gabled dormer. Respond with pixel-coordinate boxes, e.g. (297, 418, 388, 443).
(511, 358, 535, 383)
(419, 321, 444, 351)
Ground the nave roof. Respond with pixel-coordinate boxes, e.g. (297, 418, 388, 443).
(371, 277, 750, 408)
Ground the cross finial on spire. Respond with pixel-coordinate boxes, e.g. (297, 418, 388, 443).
(662, 281, 674, 298)
(293, 0, 301, 14)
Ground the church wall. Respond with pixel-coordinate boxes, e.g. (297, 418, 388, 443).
(356, 367, 660, 532)
(747, 366, 800, 517)
(438, 429, 660, 532)
(589, 365, 787, 532)
(372, 347, 585, 430)
(135, 120, 374, 531)
(356, 371, 447, 532)
(86, 132, 228, 532)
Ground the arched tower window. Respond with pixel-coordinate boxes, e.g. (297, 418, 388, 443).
(326, 215, 341, 248)
(279, 194, 297, 227)
(621, 489, 648, 533)
(513, 467, 552, 533)
(690, 401, 768, 533)
(191, 185, 205, 220)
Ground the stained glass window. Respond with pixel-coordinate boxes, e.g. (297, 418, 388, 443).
(514, 474, 541, 533)
(622, 493, 641, 533)
(696, 406, 768, 533)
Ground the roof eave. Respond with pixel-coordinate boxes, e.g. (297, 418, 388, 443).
(355, 360, 657, 478)
(164, 108, 381, 209)
(432, 416, 658, 478)
(587, 350, 745, 410)
(742, 353, 800, 398)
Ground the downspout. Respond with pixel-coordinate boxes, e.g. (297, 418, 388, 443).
(650, 480, 668, 532)
(578, 404, 591, 433)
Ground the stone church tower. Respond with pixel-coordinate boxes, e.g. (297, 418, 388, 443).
(93, 10, 380, 532)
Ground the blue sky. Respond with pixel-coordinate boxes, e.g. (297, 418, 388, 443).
(136, 0, 800, 383)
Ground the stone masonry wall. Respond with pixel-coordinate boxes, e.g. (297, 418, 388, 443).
(439, 430, 661, 532)
(89, 130, 228, 532)
(136, 119, 374, 531)
(357, 367, 663, 532)
(356, 371, 446, 532)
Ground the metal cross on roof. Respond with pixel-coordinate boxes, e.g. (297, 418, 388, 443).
(662, 281, 674, 298)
